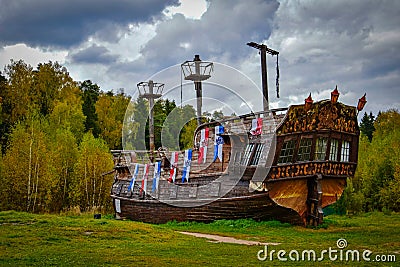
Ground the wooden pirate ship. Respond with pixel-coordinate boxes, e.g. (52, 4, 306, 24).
(110, 44, 365, 226)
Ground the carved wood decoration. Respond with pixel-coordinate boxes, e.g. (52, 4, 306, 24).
(277, 100, 359, 135)
(268, 162, 356, 180)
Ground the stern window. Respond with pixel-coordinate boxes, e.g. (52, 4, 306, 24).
(341, 141, 350, 162)
(297, 138, 312, 162)
(315, 137, 328, 161)
(329, 139, 339, 161)
(278, 140, 295, 164)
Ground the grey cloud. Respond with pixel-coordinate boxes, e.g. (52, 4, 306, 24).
(266, 0, 400, 114)
(69, 45, 119, 64)
(0, 0, 179, 48)
(139, 0, 280, 68)
(54, 0, 400, 117)
(109, 0, 281, 113)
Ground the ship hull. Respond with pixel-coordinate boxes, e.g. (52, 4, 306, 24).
(110, 192, 304, 225)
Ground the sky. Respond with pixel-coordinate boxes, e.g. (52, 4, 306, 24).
(0, 0, 399, 117)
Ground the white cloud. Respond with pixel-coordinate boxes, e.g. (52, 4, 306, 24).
(164, 0, 208, 19)
(0, 43, 67, 69)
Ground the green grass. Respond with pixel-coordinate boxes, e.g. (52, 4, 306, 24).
(0, 211, 399, 266)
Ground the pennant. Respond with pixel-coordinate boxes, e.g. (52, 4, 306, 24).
(152, 161, 161, 192)
(128, 163, 140, 192)
(169, 151, 179, 182)
(182, 149, 192, 183)
(250, 118, 263, 135)
(215, 125, 224, 135)
(140, 163, 149, 194)
(213, 125, 224, 162)
(198, 128, 209, 164)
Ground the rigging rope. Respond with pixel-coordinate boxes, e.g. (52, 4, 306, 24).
(276, 54, 280, 98)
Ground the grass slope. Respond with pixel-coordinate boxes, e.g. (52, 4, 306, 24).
(0, 211, 399, 266)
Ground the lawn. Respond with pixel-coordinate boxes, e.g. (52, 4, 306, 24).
(0, 211, 398, 266)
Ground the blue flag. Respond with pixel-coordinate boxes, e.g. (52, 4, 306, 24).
(152, 161, 161, 192)
(182, 149, 192, 183)
(128, 163, 140, 192)
(213, 125, 224, 161)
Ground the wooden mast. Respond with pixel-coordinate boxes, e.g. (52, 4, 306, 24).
(247, 42, 279, 111)
(137, 80, 164, 162)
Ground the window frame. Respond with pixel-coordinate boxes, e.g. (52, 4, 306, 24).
(314, 137, 328, 161)
(297, 138, 312, 162)
(340, 140, 350, 162)
(278, 139, 296, 164)
(329, 139, 339, 161)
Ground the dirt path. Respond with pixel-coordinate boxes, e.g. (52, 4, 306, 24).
(178, 231, 280, 246)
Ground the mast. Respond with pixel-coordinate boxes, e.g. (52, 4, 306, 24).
(247, 42, 279, 111)
(181, 55, 214, 126)
(137, 80, 164, 162)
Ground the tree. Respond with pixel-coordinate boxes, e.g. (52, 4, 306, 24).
(80, 80, 100, 136)
(48, 129, 79, 212)
(95, 91, 130, 149)
(0, 72, 6, 150)
(343, 109, 400, 213)
(1, 60, 34, 125)
(1, 113, 52, 212)
(71, 133, 114, 211)
(49, 101, 86, 142)
(212, 110, 224, 121)
(179, 118, 198, 149)
(130, 97, 148, 150)
(359, 112, 375, 142)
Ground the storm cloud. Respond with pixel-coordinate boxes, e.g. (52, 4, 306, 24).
(0, 0, 179, 48)
(0, 0, 399, 116)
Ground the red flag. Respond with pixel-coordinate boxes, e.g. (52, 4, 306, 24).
(250, 118, 263, 135)
(198, 128, 209, 164)
(168, 152, 179, 182)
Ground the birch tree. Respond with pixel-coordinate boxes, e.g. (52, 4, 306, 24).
(71, 133, 114, 211)
(1, 114, 51, 212)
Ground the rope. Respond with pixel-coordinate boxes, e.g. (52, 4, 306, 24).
(276, 54, 280, 98)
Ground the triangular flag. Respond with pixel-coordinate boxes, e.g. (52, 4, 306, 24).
(169, 151, 179, 182)
(182, 149, 192, 183)
(215, 125, 224, 135)
(128, 163, 140, 192)
(213, 125, 224, 162)
(198, 128, 209, 164)
(141, 163, 149, 194)
(152, 161, 161, 192)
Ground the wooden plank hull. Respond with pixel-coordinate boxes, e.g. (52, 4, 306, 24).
(111, 192, 304, 225)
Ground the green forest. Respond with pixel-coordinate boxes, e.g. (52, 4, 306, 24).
(334, 110, 400, 214)
(0, 60, 399, 216)
(0, 60, 199, 214)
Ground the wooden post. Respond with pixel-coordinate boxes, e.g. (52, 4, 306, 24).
(247, 42, 279, 112)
